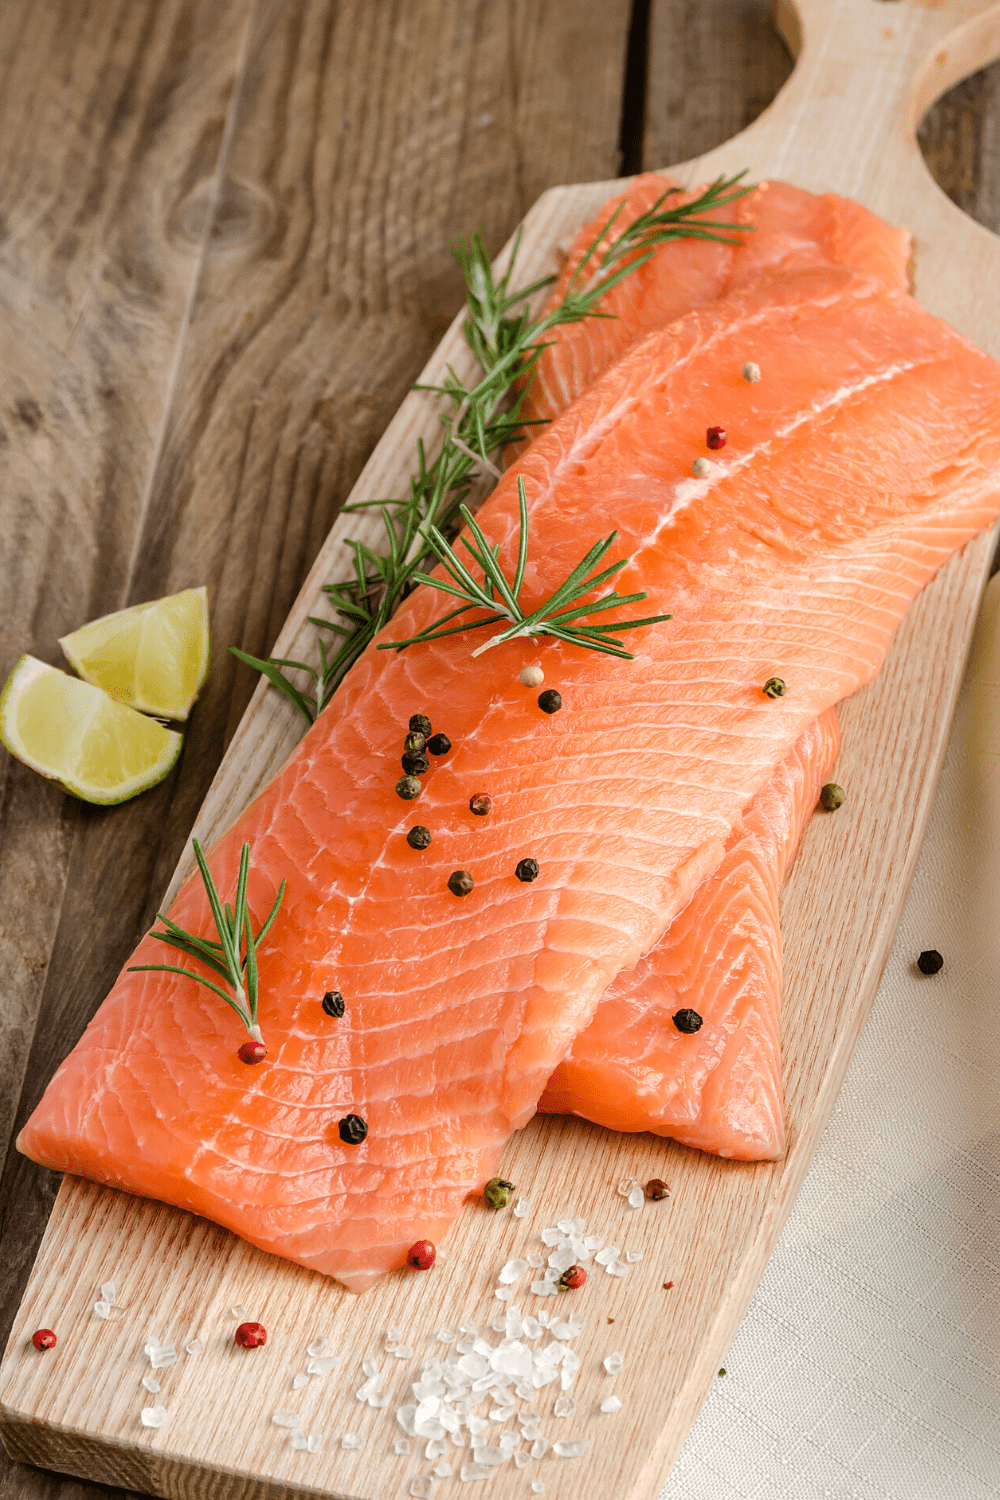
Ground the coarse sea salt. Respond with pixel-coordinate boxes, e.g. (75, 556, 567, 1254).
(141, 1376, 160, 1394)
(292, 1373, 309, 1390)
(606, 1259, 628, 1278)
(513, 1197, 530, 1218)
(101, 1281, 116, 1304)
(150, 1346, 177, 1370)
(289, 1431, 307, 1451)
(185, 1339, 204, 1355)
(434, 1460, 453, 1477)
(472, 1446, 507, 1466)
(616, 1178, 637, 1198)
(627, 1185, 644, 1209)
(306, 1434, 321, 1454)
(513, 1449, 531, 1469)
(532, 1482, 545, 1492)
(140, 1406, 167, 1429)
(272, 1411, 301, 1428)
(410, 1480, 432, 1499)
(341, 1433, 363, 1450)
(601, 1395, 623, 1413)
(461, 1462, 489, 1481)
(554, 1394, 575, 1417)
(395, 1438, 411, 1455)
(435, 1327, 456, 1343)
(499, 1258, 529, 1284)
(593, 1246, 618, 1266)
(604, 1352, 624, 1374)
(553, 1438, 589, 1457)
(308, 1354, 342, 1375)
(230, 1305, 248, 1320)
(494, 1288, 513, 1303)
(626, 1249, 643, 1263)
(530, 1437, 550, 1459)
(394, 1345, 414, 1359)
(307, 1336, 328, 1357)
(93, 1302, 111, 1321)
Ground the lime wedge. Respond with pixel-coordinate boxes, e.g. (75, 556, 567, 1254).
(59, 586, 210, 720)
(0, 656, 182, 804)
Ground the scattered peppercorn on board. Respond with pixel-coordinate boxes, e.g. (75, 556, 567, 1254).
(4, 2, 1000, 1497)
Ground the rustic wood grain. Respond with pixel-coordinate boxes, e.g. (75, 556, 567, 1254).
(4, 0, 1000, 1497)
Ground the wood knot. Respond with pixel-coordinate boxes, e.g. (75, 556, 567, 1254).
(169, 177, 277, 256)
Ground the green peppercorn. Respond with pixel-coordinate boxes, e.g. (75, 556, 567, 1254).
(762, 678, 786, 699)
(672, 1008, 703, 1034)
(409, 714, 432, 737)
(407, 826, 432, 850)
(515, 858, 539, 883)
(484, 1176, 515, 1209)
(401, 750, 430, 776)
(404, 731, 427, 754)
(448, 869, 474, 897)
(322, 990, 345, 1017)
(396, 776, 422, 800)
(426, 732, 451, 756)
(819, 782, 845, 811)
(538, 689, 562, 714)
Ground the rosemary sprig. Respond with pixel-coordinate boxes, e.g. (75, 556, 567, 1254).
(235, 173, 751, 721)
(128, 840, 285, 1047)
(380, 477, 671, 661)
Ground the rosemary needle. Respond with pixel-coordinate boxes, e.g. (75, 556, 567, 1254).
(234, 173, 751, 721)
(128, 839, 285, 1051)
(380, 477, 671, 661)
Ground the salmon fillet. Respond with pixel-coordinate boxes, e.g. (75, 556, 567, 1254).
(518, 173, 910, 443)
(19, 264, 1000, 1291)
(539, 709, 840, 1159)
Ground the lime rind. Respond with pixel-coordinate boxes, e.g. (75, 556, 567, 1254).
(0, 656, 182, 805)
(59, 586, 210, 721)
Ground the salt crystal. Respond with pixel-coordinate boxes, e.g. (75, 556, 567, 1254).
(583, 1235, 602, 1251)
(100, 1281, 116, 1305)
(553, 1439, 589, 1457)
(530, 1437, 550, 1459)
(627, 1185, 644, 1210)
(626, 1250, 643, 1263)
(308, 1354, 342, 1375)
(601, 1396, 623, 1413)
(522, 1317, 542, 1340)
(290, 1431, 308, 1451)
(459, 1322, 478, 1335)
(554, 1394, 575, 1417)
(494, 1289, 513, 1303)
(341, 1433, 364, 1450)
(603, 1352, 624, 1374)
(520, 1423, 541, 1441)
(532, 1483, 545, 1493)
(435, 1327, 456, 1343)
(362, 1357, 379, 1377)
(230, 1305, 247, 1320)
(513, 1197, 530, 1218)
(593, 1246, 617, 1266)
(499, 1258, 529, 1285)
(514, 1450, 531, 1469)
(490, 1406, 514, 1422)
(521, 1406, 541, 1422)
(527, 1251, 544, 1268)
(467, 1415, 488, 1436)
(93, 1301, 111, 1320)
(272, 1411, 301, 1428)
(397, 1404, 418, 1436)
(547, 1245, 576, 1273)
(540, 1228, 562, 1246)
(292, 1373, 309, 1390)
(150, 1347, 177, 1370)
(537, 1312, 550, 1327)
(395, 1438, 412, 1455)
(504, 1306, 523, 1337)
(307, 1336, 328, 1357)
(141, 1376, 160, 1394)
(185, 1339, 204, 1355)
(460, 1463, 489, 1481)
(140, 1405, 167, 1429)
(606, 1259, 628, 1278)
(386, 1326, 404, 1345)
(531, 1280, 556, 1297)
(434, 1461, 453, 1477)
(616, 1178, 637, 1198)
(556, 1219, 576, 1235)
(426, 1437, 448, 1459)
(306, 1434, 322, 1454)
(410, 1479, 432, 1500)
(499, 1432, 520, 1450)
(370, 1392, 391, 1409)
(552, 1322, 581, 1341)
(472, 1445, 508, 1466)
(543, 1267, 559, 1282)
(515, 1380, 534, 1401)
(395, 1345, 414, 1359)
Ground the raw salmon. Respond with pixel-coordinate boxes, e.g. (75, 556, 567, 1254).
(518, 174, 911, 442)
(539, 709, 840, 1159)
(19, 263, 1000, 1291)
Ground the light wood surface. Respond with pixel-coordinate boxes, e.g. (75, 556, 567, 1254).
(3, 2, 1000, 1499)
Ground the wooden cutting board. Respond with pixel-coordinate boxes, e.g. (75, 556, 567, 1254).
(4, 2, 1000, 1498)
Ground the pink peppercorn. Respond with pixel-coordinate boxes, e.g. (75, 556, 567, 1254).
(238, 1040, 267, 1064)
(558, 1265, 587, 1291)
(235, 1321, 267, 1348)
(706, 425, 726, 449)
(406, 1239, 437, 1270)
(32, 1329, 57, 1351)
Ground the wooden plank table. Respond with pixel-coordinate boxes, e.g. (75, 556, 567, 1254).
(0, 3, 997, 1497)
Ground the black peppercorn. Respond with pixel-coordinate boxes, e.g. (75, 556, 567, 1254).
(426, 733, 451, 756)
(469, 793, 492, 816)
(515, 858, 539, 883)
(409, 714, 432, 737)
(396, 776, 422, 800)
(322, 990, 345, 1018)
(338, 1114, 368, 1145)
(407, 825, 432, 850)
(538, 689, 562, 714)
(401, 750, 430, 776)
(762, 678, 786, 699)
(448, 869, 474, 897)
(404, 731, 427, 754)
(917, 949, 943, 975)
(672, 1008, 703, 1034)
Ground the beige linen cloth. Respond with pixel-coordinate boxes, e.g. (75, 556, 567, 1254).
(662, 572, 1000, 1500)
